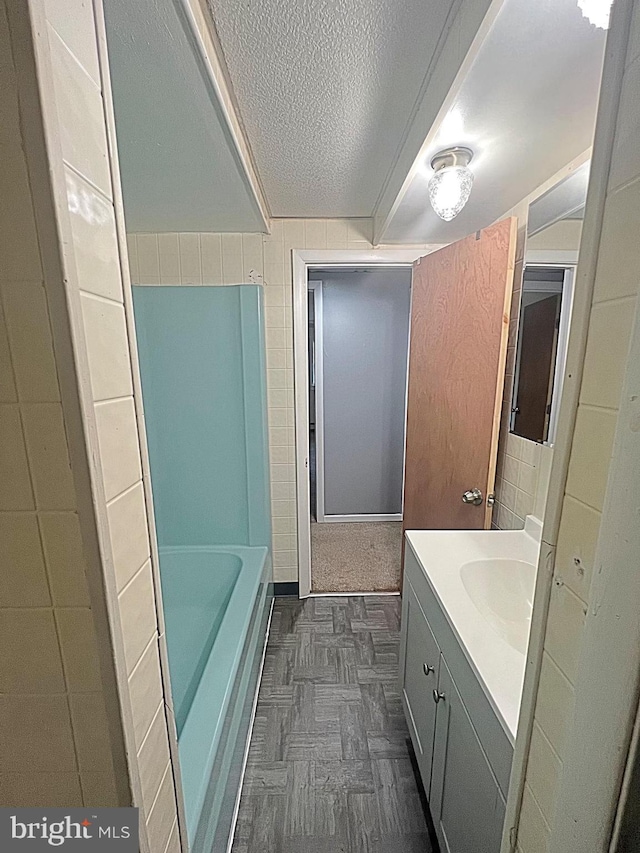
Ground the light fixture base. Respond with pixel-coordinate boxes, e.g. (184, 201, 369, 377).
(430, 147, 474, 172)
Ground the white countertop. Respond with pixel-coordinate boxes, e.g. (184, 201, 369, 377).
(405, 518, 540, 742)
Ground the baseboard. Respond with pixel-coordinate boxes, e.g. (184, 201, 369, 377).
(309, 590, 400, 597)
(318, 513, 402, 523)
(273, 581, 300, 597)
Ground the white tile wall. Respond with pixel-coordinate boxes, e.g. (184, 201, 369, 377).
(48, 25, 111, 198)
(21, 402, 77, 510)
(0, 404, 34, 510)
(606, 53, 640, 194)
(65, 168, 123, 301)
(55, 0, 182, 838)
(2, 281, 60, 402)
(128, 637, 164, 751)
(542, 581, 587, 692)
(119, 561, 157, 674)
(1, 610, 65, 694)
(107, 483, 150, 591)
(147, 764, 179, 853)
(56, 607, 105, 692)
(565, 406, 618, 513)
(526, 722, 562, 824)
(518, 6, 640, 846)
(137, 702, 171, 811)
(0, 514, 50, 606)
(128, 219, 389, 582)
(0, 0, 118, 808)
(553, 493, 600, 602)
(580, 298, 635, 409)
(517, 784, 550, 853)
(534, 652, 575, 759)
(80, 295, 133, 401)
(39, 512, 91, 607)
(593, 178, 640, 303)
(0, 772, 84, 809)
(69, 693, 114, 771)
(94, 397, 143, 501)
(1, 0, 183, 844)
(494, 434, 552, 531)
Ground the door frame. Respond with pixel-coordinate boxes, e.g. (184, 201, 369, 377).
(307, 280, 327, 522)
(309, 273, 412, 526)
(293, 248, 444, 598)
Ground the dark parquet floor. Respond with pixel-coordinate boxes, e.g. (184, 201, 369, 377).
(231, 596, 433, 853)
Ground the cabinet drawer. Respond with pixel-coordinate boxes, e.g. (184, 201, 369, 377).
(400, 581, 440, 793)
(404, 544, 514, 797)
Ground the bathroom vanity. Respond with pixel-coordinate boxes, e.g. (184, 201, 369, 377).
(399, 518, 540, 853)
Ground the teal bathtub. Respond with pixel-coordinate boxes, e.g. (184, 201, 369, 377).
(160, 544, 270, 847)
(133, 285, 273, 851)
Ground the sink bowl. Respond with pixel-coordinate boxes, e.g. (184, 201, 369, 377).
(460, 558, 536, 654)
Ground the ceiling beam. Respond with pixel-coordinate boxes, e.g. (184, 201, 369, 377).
(175, 0, 271, 232)
(372, 0, 505, 246)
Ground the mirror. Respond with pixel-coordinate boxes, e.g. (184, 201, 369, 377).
(511, 265, 571, 444)
(510, 164, 588, 445)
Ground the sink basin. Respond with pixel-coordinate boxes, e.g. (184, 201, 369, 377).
(460, 558, 536, 654)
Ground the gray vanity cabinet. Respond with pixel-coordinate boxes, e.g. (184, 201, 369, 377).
(401, 582, 440, 790)
(430, 658, 506, 853)
(400, 546, 511, 853)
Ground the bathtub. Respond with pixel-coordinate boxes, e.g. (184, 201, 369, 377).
(158, 544, 272, 849)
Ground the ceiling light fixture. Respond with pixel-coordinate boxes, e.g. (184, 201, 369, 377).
(577, 0, 613, 29)
(428, 147, 474, 222)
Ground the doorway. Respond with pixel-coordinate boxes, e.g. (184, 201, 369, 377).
(307, 266, 412, 593)
(293, 229, 515, 599)
(294, 250, 428, 597)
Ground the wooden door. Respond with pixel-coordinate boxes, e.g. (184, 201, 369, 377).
(403, 218, 516, 536)
(513, 293, 561, 442)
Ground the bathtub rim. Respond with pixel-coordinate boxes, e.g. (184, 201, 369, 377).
(159, 543, 269, 841)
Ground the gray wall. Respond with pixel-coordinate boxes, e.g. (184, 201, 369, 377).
(311, 268, 412, 516)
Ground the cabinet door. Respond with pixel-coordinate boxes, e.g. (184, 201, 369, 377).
(430, 658, 505, 853)
(401, 581, 440, 793)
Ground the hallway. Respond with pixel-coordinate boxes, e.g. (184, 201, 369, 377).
(311, 523, 402, 592)
(231, 596, 432, 852)
(309, 432, 403, 593)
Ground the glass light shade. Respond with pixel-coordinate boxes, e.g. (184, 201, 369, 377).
(428, 164, 474, 221)
(577, 0, 613, 28)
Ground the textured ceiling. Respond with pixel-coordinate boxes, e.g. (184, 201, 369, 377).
(207, 0, 457, 217)
(383, 0, 606, 244)
(104, 0, 265, 233)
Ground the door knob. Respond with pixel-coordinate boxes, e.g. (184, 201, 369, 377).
(433, 689, 446, 704)
(462, 488, 483, 506)
(423, 663, 435, 676)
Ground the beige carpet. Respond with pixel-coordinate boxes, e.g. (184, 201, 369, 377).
(311, 521, 402, 593)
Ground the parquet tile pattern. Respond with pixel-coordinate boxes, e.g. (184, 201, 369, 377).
(231, 596, 433, 853)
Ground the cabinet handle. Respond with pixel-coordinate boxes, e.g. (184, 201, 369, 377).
(423, 663, 435, 676)
(433, 689, 446, 704)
